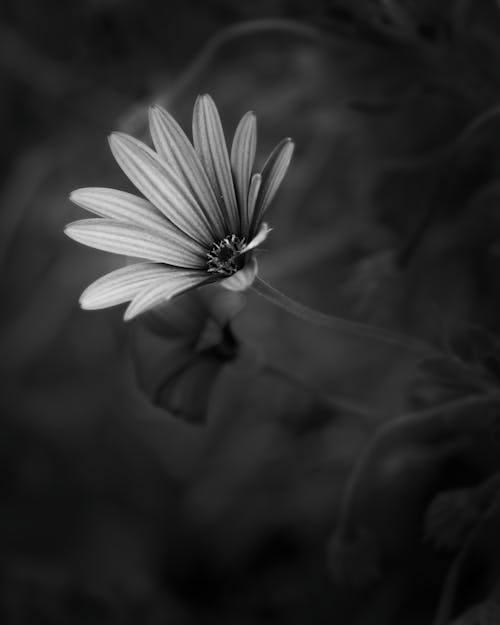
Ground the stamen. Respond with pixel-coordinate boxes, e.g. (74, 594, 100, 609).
(206, 234, 246, 276)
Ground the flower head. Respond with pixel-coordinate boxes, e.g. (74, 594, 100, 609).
(65, 94, 294, 320)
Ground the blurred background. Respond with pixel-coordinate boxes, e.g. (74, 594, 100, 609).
(2, 0, 500, 623)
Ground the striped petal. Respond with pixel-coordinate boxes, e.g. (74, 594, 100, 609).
(65, 218, 204, 268)
(124, 272, 210, 320)
(192, 95, 239, 234)
(148, 105, 226, 239)
(70, 187, 175, 236)
(220, 256, 258, 292)
(109, 132, 213, 246)
(80, 262, 174, 309)
(246, 173, 262, 231)
(230, 111, 257, 234)
(251, 138, 294, 231)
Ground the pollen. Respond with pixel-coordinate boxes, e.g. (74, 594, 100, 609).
(206, 234, 246, 276)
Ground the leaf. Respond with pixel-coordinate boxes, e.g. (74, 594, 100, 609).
(416, 327, 500, 406)
(130, 287, 244, 424)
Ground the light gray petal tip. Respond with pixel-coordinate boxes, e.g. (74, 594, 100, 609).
(68, 190, 80, 204)
(148, 104, 166, 121)
(108, 131, 132, 147)
(63, 221, 80, 237)
(69, 187, 95, 204)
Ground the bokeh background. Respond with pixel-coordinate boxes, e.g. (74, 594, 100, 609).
(2, 0, 500, 623)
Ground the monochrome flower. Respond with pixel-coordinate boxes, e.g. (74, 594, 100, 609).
(65, 94, 294, 320)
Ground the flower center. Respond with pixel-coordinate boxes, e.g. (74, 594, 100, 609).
(206, 234, 246, 276)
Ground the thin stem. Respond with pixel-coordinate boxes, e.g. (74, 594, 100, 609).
(380, 103, 500, 177)
(252, 277, 435, 355)
(396, 103, 500, 267)
(395, 174, 440, 268)
(120, 19, 330, 135)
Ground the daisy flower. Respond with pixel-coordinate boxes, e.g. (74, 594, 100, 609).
(65, 94, 294, 320)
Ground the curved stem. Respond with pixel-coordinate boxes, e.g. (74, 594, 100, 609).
(252, 277, 434, 355)
(382, 103, 500, 174)
(120, 19, 330, 134)
(396, 103, 500, 267)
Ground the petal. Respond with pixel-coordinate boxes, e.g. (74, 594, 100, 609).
(220, 256, 258, 292)
(148, 105, 226, 239)
(246, 173, 262, 229)
(80, 262, 174, 309)
(109, 132, 214, 246)
(70, 187, 174, 236)
(230, 111, 257, 234)
(65, 218, 204, 268)
(192, 95, 239, 234)
(251, 138, 294, 231)
(242, 222, 271, 253)
(124, 272, 211, 320)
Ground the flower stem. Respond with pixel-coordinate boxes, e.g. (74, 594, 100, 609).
(252, 277, 434, 355)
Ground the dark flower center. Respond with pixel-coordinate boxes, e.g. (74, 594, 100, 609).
(206, 234, 246, 276)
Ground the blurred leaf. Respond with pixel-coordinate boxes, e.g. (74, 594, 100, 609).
(415, 327, 500, 406)
(424, 487, 479, 551)
(130, 287, 245, 424)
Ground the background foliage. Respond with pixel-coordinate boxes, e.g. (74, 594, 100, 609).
(1, 0, 500, 623)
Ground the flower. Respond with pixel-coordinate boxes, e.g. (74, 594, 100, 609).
(65, 94, 294, 320)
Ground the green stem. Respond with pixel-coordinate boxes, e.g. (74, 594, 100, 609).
(252, 277, 434, 355)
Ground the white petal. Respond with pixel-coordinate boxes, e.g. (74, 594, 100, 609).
(192, 95, 239, 234)
(109, 132, 214, 246)
(242, 222, 271, 253)
(70, 187, 175, 236)
(220, 256, 258, 292)
(80, 262, 174, 309)
(65, 218, 204, 268)
(246, 173, 262, 229)
(251, 138, 294, 231)
(124, 272, 210, 320)
(148, 105, 226, 239)
(230, 111, 257, 234)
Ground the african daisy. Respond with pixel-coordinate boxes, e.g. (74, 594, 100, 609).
(65, 94, 294, 320)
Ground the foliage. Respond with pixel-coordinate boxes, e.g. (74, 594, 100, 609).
(2, 0, 500, 623)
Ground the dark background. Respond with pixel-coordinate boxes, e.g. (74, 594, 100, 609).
(1, 1, 500, 623)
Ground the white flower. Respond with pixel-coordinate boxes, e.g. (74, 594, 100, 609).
(65, 94, 294, 320)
